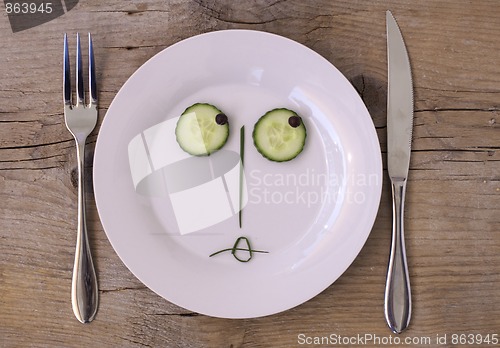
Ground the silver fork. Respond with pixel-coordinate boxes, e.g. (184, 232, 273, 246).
(63, 32, 99, 323)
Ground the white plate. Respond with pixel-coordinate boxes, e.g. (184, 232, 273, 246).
(94, 30, 382, 319)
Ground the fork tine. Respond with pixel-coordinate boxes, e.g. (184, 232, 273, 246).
(63, 32, 99, 324)
(88, 33, 97, 106)
(76, 33, 84, 106)
(63, 33, 72, 105)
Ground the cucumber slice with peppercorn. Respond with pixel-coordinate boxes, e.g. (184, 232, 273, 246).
(175, 103, 229, 156)
(253, 108, 307, 162)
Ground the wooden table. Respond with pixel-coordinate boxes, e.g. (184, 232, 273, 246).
(1, 1, 499, 347)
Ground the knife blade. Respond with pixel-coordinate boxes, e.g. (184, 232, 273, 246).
(384, 10, 413, 334)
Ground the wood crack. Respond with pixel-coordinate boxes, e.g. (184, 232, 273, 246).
(0, 120, 45, 124)
(0, 165, 60, 171)
(121, 337, 152, 348)
(90, 9, 171, 14)
(416, 136, 454, 139)
(416, 86, 500, 94)
(145, 312, 200, 317)
(103, 44, 164, 50)
(415, 107, 500, 113)
(211, 16, 281, 26)
(263, 0, 288, 10)
(192, 0, 283, 25)
(412, 147, 499, 153)
(304, 25, 334, 36)
(442, 159, 486, 163)
(0, 154, 66, 164)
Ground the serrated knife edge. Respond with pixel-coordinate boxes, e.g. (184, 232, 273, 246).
(386, 10, 414, 180)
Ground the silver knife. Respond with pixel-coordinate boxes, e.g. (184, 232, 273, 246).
(384, 10, 413, 334)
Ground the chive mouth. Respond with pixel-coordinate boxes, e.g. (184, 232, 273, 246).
(215, 113, 228, 125)
(209, 236, 269, 263)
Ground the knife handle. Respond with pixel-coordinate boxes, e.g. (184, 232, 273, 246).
(384, 177, 412, 334)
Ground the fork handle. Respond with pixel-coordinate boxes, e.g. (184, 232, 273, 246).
(384, 178, 411, 334)
(71, 140, 99, 323)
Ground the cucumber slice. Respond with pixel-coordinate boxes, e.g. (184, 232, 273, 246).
(175, 103, 230, 156)
(253, 108, 307, 162)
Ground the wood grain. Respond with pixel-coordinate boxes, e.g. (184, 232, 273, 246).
(1, 1, 499, 347)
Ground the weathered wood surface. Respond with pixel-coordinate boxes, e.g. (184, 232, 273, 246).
(0, 1, 499, 347)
